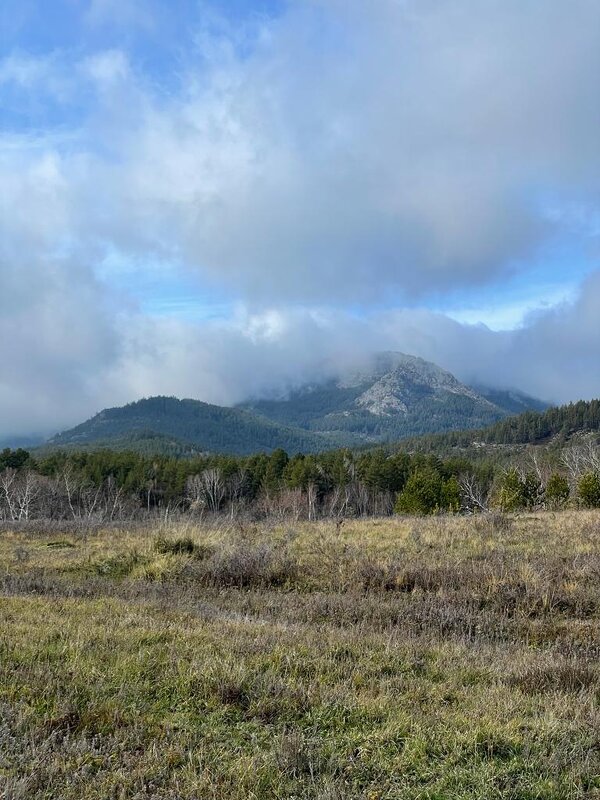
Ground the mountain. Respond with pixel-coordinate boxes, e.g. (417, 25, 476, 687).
(241, 352, 546, 444)
(45, 353, 547, 456)
(47, 396, 342, 456)
(38, 430, 203, 458)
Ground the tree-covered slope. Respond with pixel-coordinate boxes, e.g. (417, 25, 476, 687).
(37, 430, 202, 458)
(401, 399, 600, 452)
(47, 396, 342, 456)
(471, 385, 548, 415)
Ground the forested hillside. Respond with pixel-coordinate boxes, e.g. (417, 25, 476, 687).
(403, 399, 600, 452)
(4, 398, 599, 523)
(48, 396, 343, 455)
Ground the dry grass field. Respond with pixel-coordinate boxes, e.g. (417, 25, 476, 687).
(2, 511, 600, 798)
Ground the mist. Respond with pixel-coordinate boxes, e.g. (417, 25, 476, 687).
(1, 0, 599, 437)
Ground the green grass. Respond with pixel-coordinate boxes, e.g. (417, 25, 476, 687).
(1, 512, 600, 798)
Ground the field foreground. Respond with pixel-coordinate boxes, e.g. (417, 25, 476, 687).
(1, 512, 600, 799)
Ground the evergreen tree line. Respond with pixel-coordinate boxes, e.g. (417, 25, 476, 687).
(0, 441, 599, 522)
(403, 399, 600, 450)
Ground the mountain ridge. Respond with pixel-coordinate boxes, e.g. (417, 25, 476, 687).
(241, 351, 545, 443)
(45, 352, 547, 455)
(47, 395, 345, 456)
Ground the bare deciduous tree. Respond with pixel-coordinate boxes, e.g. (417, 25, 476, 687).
(561, 439, 600, 483)
(0, 469, 42, 521)
(187, 468, 226, 514)
(306, 482, 318, 521)
(458, 473, 489, 513)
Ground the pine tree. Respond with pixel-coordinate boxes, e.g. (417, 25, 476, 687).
(578, 472, 600, 508)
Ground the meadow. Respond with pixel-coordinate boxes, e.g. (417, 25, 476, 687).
(1, 511, 600, 799)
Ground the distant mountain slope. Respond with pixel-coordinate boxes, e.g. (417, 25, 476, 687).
(471, 385, 548, 415)
(38, 430, 202, 458)
(48, 396, 341, 456)
(241, 352, 546, 443)
(0, 435, 45, 450)
(400, 399, 600, 453)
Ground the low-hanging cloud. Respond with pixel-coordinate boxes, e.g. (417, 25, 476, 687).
(1, 270, 599, 439)
(6, 0, 598, 303)
(98, 275, 600, 429)
(0, 0, 599, 438)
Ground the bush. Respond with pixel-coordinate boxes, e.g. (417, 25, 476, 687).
(197, 543, 298, 588)
(578, 472, 600, 508)
(441, 475, 461, 512)
(395, 468, 449, 515)
(522, 472, 543, 509)
(545, 473, 570, 508)
(497, 468, 525, 512)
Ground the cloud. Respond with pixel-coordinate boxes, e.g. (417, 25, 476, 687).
(0, 52, 75, 105)
(7, 2, 598, 303)
(82, 50, 130, 86)
(0, 141, 122, 437)
(1, 266, 599, 438)
(95, 275, 600, 430)
(0, 54, 53, 90)
(375, 271, 600, 404)
(97, 0, 599, 303)
(0, 1, 599, 437)
(84, 0, 157, 31)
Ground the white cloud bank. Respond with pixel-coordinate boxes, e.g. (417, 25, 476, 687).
(0, 0, 599, 437)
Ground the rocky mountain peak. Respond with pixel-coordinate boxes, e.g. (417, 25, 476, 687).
(338, 352, 488, 417)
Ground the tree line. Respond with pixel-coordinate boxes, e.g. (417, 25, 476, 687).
(403, 399, 600, 450)
(0, 440, 599, 522)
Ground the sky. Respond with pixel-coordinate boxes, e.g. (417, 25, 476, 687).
(1, 0, 599, 438)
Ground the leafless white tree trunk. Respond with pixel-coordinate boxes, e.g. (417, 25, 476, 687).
(561, 439, 600, 483)
(17, 471, 41, 520)
(0, 469, 18, 520)
(307, 483, 318, 521)
(227, 469, 247, 519)
(187, 468, 226, 514)
(458, 473, 489, 512)
(0, 469, 42, 521)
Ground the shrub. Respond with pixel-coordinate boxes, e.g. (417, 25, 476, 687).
(497, 468, 525, 512)
(441, 475, 461, 512)
(198, 543, 298, 588)
(522, 472, 543, 509)
(578, 472, 600, 508)
(545, 473, 570, 508)
(394, 469, 443, 515)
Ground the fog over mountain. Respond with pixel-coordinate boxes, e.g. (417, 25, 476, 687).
(1, 0, 599, 439)
(45, 352, 546, 455)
